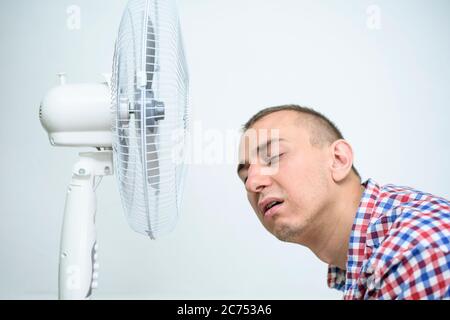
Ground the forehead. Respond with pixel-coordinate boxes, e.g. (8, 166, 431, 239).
(239, 111, 310, 157)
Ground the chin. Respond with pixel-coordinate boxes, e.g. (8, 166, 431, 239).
(272, 224, 301, 243)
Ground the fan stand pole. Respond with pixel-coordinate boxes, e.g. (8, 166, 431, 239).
(59, 150, 113, 300)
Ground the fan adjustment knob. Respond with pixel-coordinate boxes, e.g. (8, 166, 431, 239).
(57, 73, 67, 85)
(75, 167, 89, 176)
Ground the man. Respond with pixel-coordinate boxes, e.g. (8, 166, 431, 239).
(237, 105, 450, 299)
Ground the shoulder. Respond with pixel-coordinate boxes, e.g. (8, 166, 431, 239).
(370, 183, 450, 251)
(362, 184, 450, 299)
(367, 183, 450, 260)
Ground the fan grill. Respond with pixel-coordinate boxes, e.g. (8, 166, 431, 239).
(111, 0, 189, 239)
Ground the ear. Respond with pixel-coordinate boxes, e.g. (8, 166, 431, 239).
(329, 139, 354, 182)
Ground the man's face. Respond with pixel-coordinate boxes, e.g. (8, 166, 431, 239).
(237, 111, 333, 244)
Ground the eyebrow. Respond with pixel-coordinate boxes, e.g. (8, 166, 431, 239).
(237, 138, 284, 176)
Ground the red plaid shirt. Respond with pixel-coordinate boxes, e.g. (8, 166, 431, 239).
(328, 179, 450, 299)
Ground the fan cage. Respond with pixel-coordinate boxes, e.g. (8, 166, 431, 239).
(111, 0, 189, 239)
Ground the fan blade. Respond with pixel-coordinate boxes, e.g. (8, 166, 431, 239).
(146, 129, 160, 190)
(146, 12, 156, 91)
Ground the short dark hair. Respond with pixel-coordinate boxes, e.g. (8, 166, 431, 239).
(242, 104, 361, 179)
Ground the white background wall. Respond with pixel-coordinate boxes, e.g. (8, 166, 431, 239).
(0, 0, 449, 299)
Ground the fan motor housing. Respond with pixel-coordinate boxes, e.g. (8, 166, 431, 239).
(40, 83, 113, 147)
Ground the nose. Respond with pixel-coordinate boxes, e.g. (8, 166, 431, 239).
(245, 164, 272, 193)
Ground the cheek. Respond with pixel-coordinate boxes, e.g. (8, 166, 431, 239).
(279, 154, 312, 185)
(278, 153, 328, 204)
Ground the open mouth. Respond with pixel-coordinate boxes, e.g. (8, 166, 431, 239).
(259, 198, 284, 216)
(264, 201, 283, 213)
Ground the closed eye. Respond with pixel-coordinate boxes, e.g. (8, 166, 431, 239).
(241, 153, 285, 184)
(267, 153, 284, 166)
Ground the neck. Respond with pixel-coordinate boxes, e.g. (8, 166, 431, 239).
(301, 176, 364, 270)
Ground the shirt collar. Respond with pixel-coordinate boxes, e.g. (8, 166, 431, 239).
(327, 178, 381, 294)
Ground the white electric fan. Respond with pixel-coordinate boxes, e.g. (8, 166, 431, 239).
(39, 0, 189, 300)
